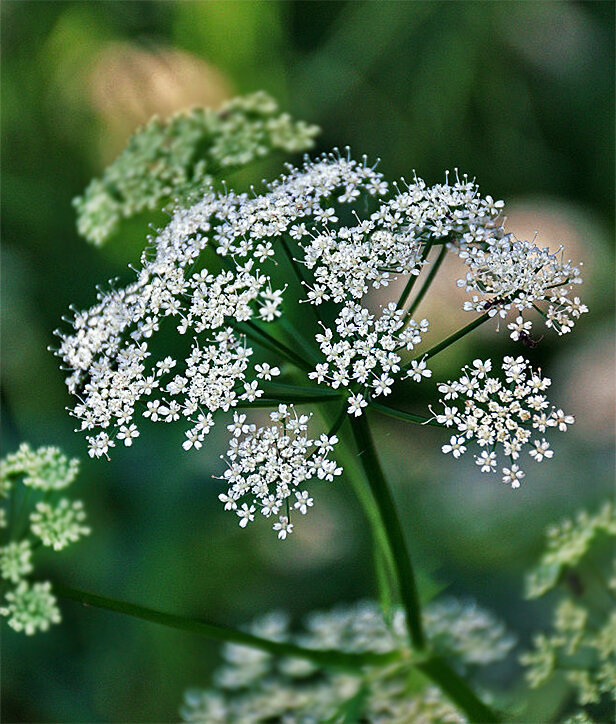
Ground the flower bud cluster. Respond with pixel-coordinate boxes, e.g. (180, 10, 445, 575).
(74, 91, 320, 246)
(433, 357, 573, 487)
(218, 404, 341, 538)
(520, 503, 616, 722)
(525, 502, 616, 599)
(458, 236, 587, 339)
(0, 444, 89, 635)
(181, 598, 513, 723)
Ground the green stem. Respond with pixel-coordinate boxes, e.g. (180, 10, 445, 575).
(242, 320, 312, 372)
(349, 413, 426, 651)
(418, 657, 502, 723)
(316, 405, 398, 620)
(237, 395, 340, 408)
(398, 241, 434, 309)
(279, 235, 322, 326)
(279, 234, 311, 290)
(403, 312, 492, 370)
(237, 323, 296, 366)
(261, 381, 341, 399)
(407, 245, 448, 317)
(55, 584, 401, 671)
(327, 400, 350, 438)
(368, 401, 444, 428)
(278, 315, 321, 364)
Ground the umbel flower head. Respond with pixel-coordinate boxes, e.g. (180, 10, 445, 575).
(58, 143, 586, 534)
(432, 356, 574, 487)
(180, 598, 514, 723)
(218, 404, 341, 538)
(458, 234, 587, 339)
(0, 444, 89, 635)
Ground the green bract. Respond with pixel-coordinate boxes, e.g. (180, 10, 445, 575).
(74, 91, 320, 246)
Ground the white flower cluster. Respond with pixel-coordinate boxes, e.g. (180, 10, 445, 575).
(433, 357, 574, 487)
(61, 137, 586, 536)
(458, 236, 587, 340)
(218, 405, 342, 539)
(0, 444, 89, 635)
(299, 170, 505, 304)
(309, 301, 430, 414)
(424, 598, 516, 666)
(180, 598, 513, 723)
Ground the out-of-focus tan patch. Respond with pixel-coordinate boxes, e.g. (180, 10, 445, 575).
(89, 43, 232, 160)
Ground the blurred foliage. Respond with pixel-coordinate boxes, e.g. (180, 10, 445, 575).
(1, 1, 614, 722)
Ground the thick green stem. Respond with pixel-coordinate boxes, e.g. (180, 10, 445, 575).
(349, 413, 426, 651)
(317, 406, 398, 619)
(55, 584, 401, 671)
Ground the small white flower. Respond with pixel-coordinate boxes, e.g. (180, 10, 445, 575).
(273, 515, 294, 540)
(240, 381, 263, 402)
(502, 465, 525, 488)
(373, 374, 394, 397)
(442, 436, 467, 458)
(529, 439, 554, 462)
(293, 490, 314, 515)
(551, 409, 575, 431)
(347, 393, 367, 417)
(218, 493, 237, 511)
(475, 451, 497, 472)
(407, 358, 432, 383)
(237, 504, 256, 528)
(117, 424, 140, 447)
(182, 430, 203, 451)
(254, 363, 280, 381)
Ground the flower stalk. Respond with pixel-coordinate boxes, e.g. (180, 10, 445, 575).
(55, 583, 404, 671)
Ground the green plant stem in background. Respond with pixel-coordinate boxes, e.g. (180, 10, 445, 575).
(368, 401, 443, 427)
(418, 657, 502, 723)
(241, 320, 313, 372)
(55, 584, 402, 671)
(260, 381, 341, 399)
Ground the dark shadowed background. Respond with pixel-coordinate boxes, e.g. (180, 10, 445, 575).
(2, 1, 614, 721)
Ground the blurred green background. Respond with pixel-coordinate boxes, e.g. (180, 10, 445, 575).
(2, 1, 614, 721)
